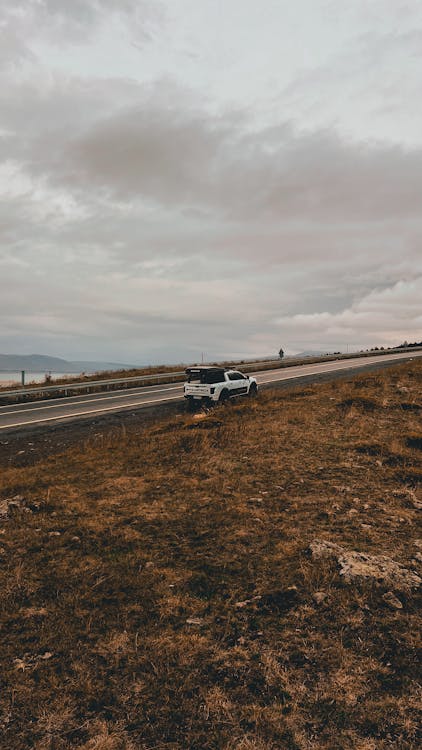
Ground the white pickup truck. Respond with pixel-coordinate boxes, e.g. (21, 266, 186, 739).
(184, 366, 258, 407)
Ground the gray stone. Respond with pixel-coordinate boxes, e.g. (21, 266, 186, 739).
(309, 539, 343, 560)
(312, 591, 329, 605)
(310, 538, 421, 590)
(234, 595, 262, 609)
(382, 591, 403, 610)
(338, 551, 421, 590)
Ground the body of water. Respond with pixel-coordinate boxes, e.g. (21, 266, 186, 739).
(0, 371, 80, 386)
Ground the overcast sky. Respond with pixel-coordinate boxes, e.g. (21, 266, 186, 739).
(1, 0, 421, 363)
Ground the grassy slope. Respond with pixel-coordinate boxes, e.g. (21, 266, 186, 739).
(0, 363, 421, 749)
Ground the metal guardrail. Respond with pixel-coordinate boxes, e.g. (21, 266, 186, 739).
(0, 370, 188, 398)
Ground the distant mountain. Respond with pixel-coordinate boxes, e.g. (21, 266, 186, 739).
(0, 354, 136, 374)
(69, 360, 137, 373)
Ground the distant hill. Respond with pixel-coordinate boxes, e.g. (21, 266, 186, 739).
(70, 360, 137, 373)
(0, 354, 136, 374)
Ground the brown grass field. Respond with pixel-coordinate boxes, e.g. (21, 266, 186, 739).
(0, 362, 421, 749)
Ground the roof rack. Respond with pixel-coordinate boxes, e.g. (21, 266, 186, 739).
(185, 366, 225, 372)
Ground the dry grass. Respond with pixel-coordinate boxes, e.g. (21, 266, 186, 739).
(0, 362, 421, 749)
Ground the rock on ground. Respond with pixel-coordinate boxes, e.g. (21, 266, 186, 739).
(310, 538, 421, 590)
(382, 591, 403, 610)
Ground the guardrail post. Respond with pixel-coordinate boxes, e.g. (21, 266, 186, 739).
(21, 370, 25, 387)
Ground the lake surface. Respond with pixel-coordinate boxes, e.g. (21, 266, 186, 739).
(0, 371, 80, 386)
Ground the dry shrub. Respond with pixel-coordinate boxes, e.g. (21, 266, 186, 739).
(337, 396, 381, 412)
(76, 721, 137, 750)
(405, 434, 422, 450)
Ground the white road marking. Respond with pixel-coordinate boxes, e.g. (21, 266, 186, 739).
(257, 359, 372, 384)
(0, 394, 181, 430)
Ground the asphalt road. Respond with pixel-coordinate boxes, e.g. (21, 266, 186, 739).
(0, 351, 420, 433)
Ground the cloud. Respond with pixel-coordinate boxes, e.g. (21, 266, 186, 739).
(1, 76, 422, 359)
(4, 73, 422, 227)
(0, 0, 159, 70)
(274, 278, 422, 351)
(0, 2, 421, 361)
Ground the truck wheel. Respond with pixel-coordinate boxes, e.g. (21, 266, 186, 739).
(248, 383, 258, 397)
(219, 390, 230, 405)
(186, 397, 195, 412)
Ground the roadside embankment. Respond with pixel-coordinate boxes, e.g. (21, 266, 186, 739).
(0, 360, 420, 749)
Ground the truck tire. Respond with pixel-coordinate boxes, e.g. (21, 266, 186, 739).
(186, 396, 195, 412)
(219, 389, 230, 405)
(248, 383, 258, 397)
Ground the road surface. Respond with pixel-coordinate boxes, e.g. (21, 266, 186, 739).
(0, 351, 420, 432)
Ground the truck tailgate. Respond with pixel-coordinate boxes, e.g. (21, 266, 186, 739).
(185, 384, 210, 397)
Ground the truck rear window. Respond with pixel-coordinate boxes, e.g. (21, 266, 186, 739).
(187, 370, 225, 384)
